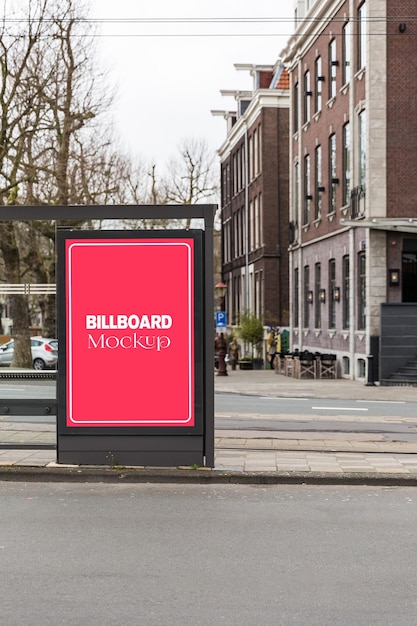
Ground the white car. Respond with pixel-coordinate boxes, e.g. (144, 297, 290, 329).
(0, 337, 58, 370)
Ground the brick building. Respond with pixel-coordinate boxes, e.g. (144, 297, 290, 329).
(281, 0, 417, 381)
(213, 64, 290, 332)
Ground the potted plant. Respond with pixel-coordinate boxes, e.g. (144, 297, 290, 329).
(237, 311, 264, 370)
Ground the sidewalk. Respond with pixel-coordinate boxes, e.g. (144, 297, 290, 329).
(0, 369, 417, 483)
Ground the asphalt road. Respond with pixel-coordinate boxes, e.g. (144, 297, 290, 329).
(216, 392, 417, 418)
(1, 482, 417, 626)
(1, 382, 417, 443)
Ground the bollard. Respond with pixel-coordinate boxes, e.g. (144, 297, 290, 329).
(365, 354, 376, 386)
(216, 332, 228, 377)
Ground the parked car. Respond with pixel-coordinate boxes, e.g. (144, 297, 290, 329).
(0, 337, 58, 370)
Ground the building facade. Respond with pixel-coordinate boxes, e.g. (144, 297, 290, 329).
(214, 64, 290, 332)
(281, 0, 417, 381)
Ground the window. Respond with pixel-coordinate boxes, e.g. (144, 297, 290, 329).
(258, 125, 262, 174)
(303, 265, 310, 328)
(328, 259, 336, 329)
(253, 128, 259, 176)
(248, 135, 253, 181)
(294, 161, 299, 218)
(358, 2, 367, 70)
(249, 200, 254, 251)
(237, 148, 241, 191)
(314, 263, 321, 329)
(240, 143, 246, 188)
(358, 251, 366, 330)
(342, 123, 351, 206)
(258, 193, 263, 248)
(224, 219, 231, 263)
(342, 21, 351, 84)
(329, 134, 337, 213)
(294, 82, 299, 133)
(314, 56, 323, 113)
(314, 145, 322, 220)
(233, 153, 238, 196)
(342, 255, 350, 329)
(254, 195, 259, 249)
(303, 70, 311, 124)
(294, 268, 299, 326)
(328, 39, 337, 100)
(304, 154, 311, 225)
(358, 109, 366, 189)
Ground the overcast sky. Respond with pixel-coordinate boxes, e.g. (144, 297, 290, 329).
(89, 0, 294, 168)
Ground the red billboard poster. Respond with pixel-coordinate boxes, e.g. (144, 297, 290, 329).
(64, 235, 196, 428)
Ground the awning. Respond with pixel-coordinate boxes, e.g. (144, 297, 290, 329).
(340, 218, 417, 234)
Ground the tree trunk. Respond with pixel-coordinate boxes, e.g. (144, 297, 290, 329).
(0, 222, 32, 367)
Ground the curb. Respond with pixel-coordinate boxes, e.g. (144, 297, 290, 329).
(1, 465, 417, 486)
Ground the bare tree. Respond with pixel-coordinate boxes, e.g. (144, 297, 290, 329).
(0, 0, 114, 361)
(162, 138, 219, 228)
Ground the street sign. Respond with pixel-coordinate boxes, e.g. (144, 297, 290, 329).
(215, 311, 226, 332)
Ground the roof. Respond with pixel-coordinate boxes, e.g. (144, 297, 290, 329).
(270, 66, 289, 90)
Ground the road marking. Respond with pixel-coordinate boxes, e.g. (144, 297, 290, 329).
(260, 397, 309, 401)
(356, 400, 405, 404)
(311, 406, 368, 411)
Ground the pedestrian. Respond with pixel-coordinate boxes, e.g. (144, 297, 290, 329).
(227, 337, 240, 371)
(268, 338, 277, 370)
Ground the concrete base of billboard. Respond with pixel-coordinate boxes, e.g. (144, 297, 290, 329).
(57, 435, 209, 468)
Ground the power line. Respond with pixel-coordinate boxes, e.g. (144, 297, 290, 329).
(3, 15, 416, 39)
(3, 16, 417, 24)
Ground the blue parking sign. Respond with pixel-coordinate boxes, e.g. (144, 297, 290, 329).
(215, 311, 227, 329)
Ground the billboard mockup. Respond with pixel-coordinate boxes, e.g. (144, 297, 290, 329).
(57, 230, 203, 434)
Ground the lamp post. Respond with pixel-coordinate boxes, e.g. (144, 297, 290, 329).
(214, 282, 228, 376)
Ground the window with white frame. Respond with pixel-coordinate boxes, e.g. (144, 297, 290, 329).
(329, 134, 337, 213)
(328, 258, 336, 329)
(343, 122, 351, 206)
(258, 125, 262, 174)
(249, 134, 253, 181)
(249, 199, 254, 251)
(258, 192, 263, 247)
(294, 160, 300, 222)
(254, 195, 259, 249)
(358, 109, 366, 189)
(314, 56, 323, 113)
(328, 39, 337, 99)
(342, 254, 350, 329)
(294, 81, 299, 133)
(304, 265, 310, 327)
(233, 153, 237, 196)
(314, 144, 322, 220)
(358, 2, 367, 70)
(253, 128, 258, 177)
(358, 251, 366, 330)
(342, 21, 351, 84)
(294, 267, 299, 326)
(314, 262, 321, 329)
(304, 154, 311, 225)
(304, 70, 311, 124)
